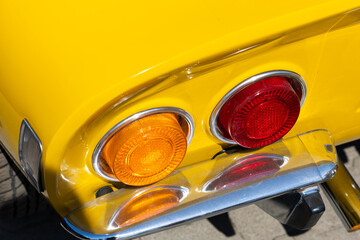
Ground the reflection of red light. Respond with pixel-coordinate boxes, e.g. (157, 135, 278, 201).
(203, 155, 283, 192)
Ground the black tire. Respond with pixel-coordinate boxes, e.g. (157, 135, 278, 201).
(0, 146, 48, 220)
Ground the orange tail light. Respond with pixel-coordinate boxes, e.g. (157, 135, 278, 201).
(100, 113, 187, 186)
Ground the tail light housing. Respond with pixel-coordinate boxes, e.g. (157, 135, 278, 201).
(93, 108, 194, 186)
(210, 71, 306, 148)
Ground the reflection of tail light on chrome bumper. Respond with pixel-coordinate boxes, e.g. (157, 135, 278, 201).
(62, 130, 336, 239)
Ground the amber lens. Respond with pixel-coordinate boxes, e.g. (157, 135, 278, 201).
(101, 113, 187, 186)
(112, 187, 183, 227)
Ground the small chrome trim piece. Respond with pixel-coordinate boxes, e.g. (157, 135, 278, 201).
(298, 185, 320, 196)
(92, 107, 195, 182)
(18, 119, 43, 192)
(209, 70, 307, 144)
(325, 144, 335, 153)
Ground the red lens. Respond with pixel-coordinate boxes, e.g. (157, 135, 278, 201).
(217, 76, 300, 148)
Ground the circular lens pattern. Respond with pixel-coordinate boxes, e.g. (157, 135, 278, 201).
(243, 100, 288, 139)
(217, 76, 300, 148)
(101, 113, 187, 186)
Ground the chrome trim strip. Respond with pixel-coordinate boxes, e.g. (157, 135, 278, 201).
(298, 185, 320, 196)
(18, 119, 43, 192)
(66, 130, 335, 239)
(209, 70, 307, 144)
(92, 107, 194, 182)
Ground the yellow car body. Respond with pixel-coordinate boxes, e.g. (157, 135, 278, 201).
(1, 0, 360, 238)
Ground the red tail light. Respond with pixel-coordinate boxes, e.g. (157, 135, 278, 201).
(215, 75, 301, 148)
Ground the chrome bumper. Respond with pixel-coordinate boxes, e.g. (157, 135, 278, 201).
(63, 130, 337, 239)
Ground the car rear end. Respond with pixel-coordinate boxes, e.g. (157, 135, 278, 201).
(1, 0, 360, 239)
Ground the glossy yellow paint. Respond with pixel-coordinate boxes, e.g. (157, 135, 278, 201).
(0, 0, 360, 219)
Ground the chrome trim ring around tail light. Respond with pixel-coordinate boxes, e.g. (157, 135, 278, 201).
(209, 70, 306, 145)
(92, 107, 194, 182)
(18, 119, 43, 192)
(63, 129, 336, 239)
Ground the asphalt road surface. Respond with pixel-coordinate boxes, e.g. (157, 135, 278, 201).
(1, 146, 360, 240)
